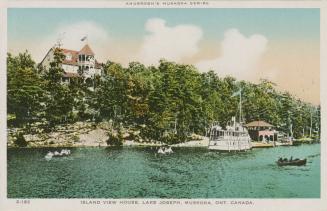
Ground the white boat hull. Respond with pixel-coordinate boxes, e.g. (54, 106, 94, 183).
(208, 116, 252, 152)
(208, 140, 252, 151)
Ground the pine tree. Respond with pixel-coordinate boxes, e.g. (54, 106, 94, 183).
(7, 52, 45, 127)
(43, 48, 74, 127)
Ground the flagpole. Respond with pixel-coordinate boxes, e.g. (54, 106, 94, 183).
(231, 89, 242, 123)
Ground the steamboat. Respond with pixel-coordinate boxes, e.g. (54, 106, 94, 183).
(208, 89, 252, 151)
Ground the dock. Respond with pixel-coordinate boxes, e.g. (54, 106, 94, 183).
(251, 142, 274, 148)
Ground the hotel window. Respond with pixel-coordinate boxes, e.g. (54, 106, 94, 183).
(66, 53, 72, 61)
(79, 55, 85, 62)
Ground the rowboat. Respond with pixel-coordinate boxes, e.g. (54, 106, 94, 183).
(276, 158, 307, 166)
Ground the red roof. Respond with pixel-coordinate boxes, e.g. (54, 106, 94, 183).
(59, 46, 101, 68)
(62, 49, 79, 66)
(62, 72, 80, 78)
(79, 44, 95, 55)
(62, 49, 78, 54)
(245, 121, 274, 127)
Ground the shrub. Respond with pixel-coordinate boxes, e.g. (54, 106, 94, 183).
(14, 133, 27, 147)
(106, 129, 123, 146)
(160, 133, 188, 145)
(106, 134, 123, 146)
(72, 135, 80, 143)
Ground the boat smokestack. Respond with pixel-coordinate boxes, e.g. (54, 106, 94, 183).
(232, 116, 236, 129)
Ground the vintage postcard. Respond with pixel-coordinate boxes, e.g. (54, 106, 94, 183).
(0, 0, 326, 211)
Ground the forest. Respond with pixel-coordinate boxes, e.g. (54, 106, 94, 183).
(7, 48, 321, 144)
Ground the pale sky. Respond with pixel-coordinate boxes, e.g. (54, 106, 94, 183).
(8, 8, 320, 105)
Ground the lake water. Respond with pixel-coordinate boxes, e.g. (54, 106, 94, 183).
(7, 144, 320, 198)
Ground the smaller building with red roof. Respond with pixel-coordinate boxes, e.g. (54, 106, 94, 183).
(245, 120, 277, 143)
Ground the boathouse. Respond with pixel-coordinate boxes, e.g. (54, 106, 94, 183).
(244, 120, 277, 142)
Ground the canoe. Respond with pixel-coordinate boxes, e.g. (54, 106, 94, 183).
(276, 158, 307, 166)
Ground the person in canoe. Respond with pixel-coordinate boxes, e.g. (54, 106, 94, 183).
(276, 157, 307, 166)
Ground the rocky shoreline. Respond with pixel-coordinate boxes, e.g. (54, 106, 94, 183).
(7, 121, 209, 148)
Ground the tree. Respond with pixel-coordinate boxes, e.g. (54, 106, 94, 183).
(95, 61, 129, 123)
(43, 48, 74, 127)
(7, 52, 45, 126)
(8, 49, 321, 143)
